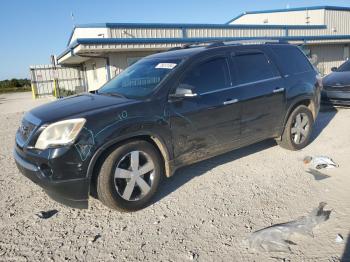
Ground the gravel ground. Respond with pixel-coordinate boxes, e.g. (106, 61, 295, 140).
(0, 93, 349, 261)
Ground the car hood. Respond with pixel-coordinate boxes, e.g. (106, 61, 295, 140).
(28, 93, 135, 124)
(323, 71, 350, 86)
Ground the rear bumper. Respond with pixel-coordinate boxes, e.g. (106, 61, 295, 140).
(14, 150, 89, 209)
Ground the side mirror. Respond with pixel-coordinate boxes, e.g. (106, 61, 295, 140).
(331, 67, 337, 72)
(169, 84, 198, 99)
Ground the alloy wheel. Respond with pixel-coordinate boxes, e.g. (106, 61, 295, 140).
(114, 151, 155, 201)
(291, 112, 310, 144)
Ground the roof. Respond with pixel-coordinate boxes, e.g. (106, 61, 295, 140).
(57, 5, 350, 65)
(73, 22, 326, 29)
(226, 5, 350, 24)
(57, 35, 350, 61)
(66, 23, 326, 46)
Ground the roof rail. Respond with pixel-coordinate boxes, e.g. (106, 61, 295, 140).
(206, 39, 290, 48)
(206, 41, 225, 48)
(167, 47, 183, 51)
(166, 40, 224, 51)
(166, 39, 289, 51)
(183, 40, 225, 48)
(265, 40, 289, 44)
(223, 39, 284, 45)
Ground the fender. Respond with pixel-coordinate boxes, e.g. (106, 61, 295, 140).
(277, 93, 315, 138)
(86, 130, 174, 184)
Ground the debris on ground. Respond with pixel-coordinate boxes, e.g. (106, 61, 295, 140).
(188, 251, 199, 260)
(335, 234, 344, 244)
(89, 234, 101, 243)
(35, 209, 59, 219)
(306, 169, 331, 181)
(303, 156, 339, 170)
(249, 202, 331, 253)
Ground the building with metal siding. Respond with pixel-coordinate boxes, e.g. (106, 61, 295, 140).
(226, 6, 350, 75)
(32, 6, 350, 94)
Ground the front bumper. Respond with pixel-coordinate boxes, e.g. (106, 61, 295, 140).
(14, 149, 89, 209)
(322, 90, 350, 106)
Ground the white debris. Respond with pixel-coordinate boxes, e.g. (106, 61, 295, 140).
(335, 234, 344, 244)
(303, 156, 339, 170)
(249, 202, 331, 252)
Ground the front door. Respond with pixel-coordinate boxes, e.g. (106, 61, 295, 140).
(168, 55, 240, 165)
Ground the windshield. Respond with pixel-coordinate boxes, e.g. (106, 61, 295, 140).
(98, 58, 182, 98)
(337, 60, 350, 72)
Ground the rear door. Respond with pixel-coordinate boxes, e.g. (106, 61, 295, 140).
(230, 49, 285, 140)
(168, 54, 241, 165)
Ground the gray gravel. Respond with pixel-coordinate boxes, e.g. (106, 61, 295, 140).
(0, 93, 349, 261)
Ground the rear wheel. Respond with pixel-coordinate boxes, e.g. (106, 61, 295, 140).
(277, 105, 314, 150)
(97, 140, 162, 211)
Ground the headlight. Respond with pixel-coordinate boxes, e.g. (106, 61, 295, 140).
(35, 118, 86, 150)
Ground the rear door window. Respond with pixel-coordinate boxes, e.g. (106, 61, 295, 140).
(271, 46, 313, 75)
(181, 57, 230, 94)
(231, 52, 278, 85)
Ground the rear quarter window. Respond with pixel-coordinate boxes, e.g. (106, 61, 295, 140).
(271, 46, 314, 75)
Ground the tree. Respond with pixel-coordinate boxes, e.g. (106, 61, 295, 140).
(10, 79, 21, 87)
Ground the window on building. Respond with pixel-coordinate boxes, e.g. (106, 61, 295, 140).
(232, 52, 276, 84)
(92, 63, 98, 81)
(181, 57, 230, 94)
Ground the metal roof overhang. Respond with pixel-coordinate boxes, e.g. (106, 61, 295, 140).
(226, 5, 350, 24)
(66, 23, 326, 46)
(57, 35, 350, 65)
(58, 50, 91, 65)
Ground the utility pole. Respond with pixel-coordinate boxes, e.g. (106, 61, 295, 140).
(71, 12, 75, 27)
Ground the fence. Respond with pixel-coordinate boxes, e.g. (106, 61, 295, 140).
(30, 65, 86, 98)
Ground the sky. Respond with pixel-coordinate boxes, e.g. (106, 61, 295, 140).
(1, 0, 350, 80)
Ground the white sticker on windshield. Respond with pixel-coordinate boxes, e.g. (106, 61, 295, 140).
(155, 63, 177, 69)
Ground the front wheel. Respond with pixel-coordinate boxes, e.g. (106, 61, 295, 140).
(97, 140, 163, 211)
(277, 105, 314, 151)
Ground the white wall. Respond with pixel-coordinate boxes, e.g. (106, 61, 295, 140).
(310, 44, 349, 75)
(84, 58, 108, 91)
(230, 9, 325, 25)
(82, 51, 157, 91)
(108, 51, 156, 78)
(70, 28, 109, 45)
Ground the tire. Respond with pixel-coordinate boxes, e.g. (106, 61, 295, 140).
(97, 140, 163, 212)
(277, 105, 314, 151)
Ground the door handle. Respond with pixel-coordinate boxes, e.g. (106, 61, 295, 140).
(273, 87, 285, 93)
(223, 99, 238, 105)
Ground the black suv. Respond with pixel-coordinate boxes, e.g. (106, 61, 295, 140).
(14, 43, 321, 211)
